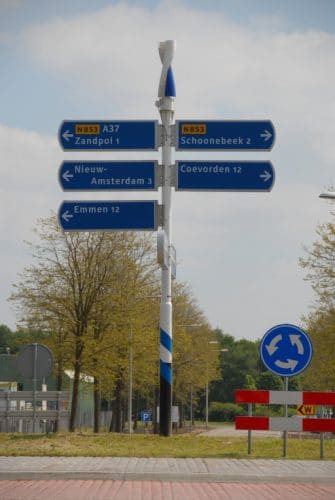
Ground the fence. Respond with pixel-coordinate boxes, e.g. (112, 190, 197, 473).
(0, 390, 69, 433)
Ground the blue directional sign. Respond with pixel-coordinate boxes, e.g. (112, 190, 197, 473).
(58, 201, 159, 232)
(176, 120, 275, 151)
(260, 324, 313, 377)
(59, 120, 159, 151)
(175, 161, 274, 191)
(59, 161, 158, 191)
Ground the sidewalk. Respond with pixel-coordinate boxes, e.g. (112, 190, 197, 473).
(0, 456, 334, 484)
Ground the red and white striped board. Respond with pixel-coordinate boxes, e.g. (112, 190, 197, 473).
(235, 416, 335, 432)
(235, 389, 335, 433)
(236, 389, 335, 406)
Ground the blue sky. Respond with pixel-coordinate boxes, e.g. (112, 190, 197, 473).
(1, 0, 335, 340)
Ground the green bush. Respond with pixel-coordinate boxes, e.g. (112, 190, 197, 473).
(253, 405, 298, 417)
(208, 402, 245, 422)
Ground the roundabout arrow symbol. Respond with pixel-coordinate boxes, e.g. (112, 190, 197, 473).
(275, 359, 298, 371)
(265, 334, 282, 355)
(290, 334, 304, 355)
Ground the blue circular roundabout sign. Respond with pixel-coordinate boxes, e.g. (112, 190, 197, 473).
(260, 324, 313, 377)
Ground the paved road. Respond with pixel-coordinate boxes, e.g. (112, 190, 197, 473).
(0, 456, 334, 499)
(1, 479, 334, 499)
(201, 424, 282, 438)
(0, 456, 334, 482)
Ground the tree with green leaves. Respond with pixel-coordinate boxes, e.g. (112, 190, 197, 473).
(211, 334, 260, 403)
(172, 282, 220, 426)
(9, 215, 159, 431)
(300, 219, 335, 309)
(299, 217, 335, 390)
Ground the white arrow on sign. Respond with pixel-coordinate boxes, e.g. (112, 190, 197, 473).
(260, 170, 272, 182)
(62, 170, 74, 182)
(62, 130, 74, 142)
(275, 359, 299, 371)
(265, 334, 282, 356)
(290, 334, 304, 355)
(260, 130, 272, 142)
(61, 211, 74, 222)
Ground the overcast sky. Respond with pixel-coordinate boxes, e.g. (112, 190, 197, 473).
(1, 0, 335, 341)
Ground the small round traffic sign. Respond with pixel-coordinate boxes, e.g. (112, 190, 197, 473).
(260, 324, 313, 377)
(16, 343, 54, 380)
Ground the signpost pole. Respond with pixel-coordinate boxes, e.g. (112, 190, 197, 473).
(33, 343, 37, 434)
(156, 40, 176, 437)
(320, 406, 325, 459)
(283, 376, 288, 458)
(247, 403, 252, 454)
(128, 322, 133, 434)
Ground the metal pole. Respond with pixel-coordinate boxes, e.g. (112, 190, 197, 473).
(283, 376, 288, 457)
(33, 343, 37, 433)
(248, 403, 252, 454)
(205, 378, 209, 429)
(320, 405, 324, 459)
(190, 384, 193, 432)
(128, 323, 133, 434)
(157, 40, 176, 437)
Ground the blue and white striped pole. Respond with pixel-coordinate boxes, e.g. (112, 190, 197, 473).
(156, 40, 176, 436)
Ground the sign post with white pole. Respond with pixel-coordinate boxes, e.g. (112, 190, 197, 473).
(156, 40, 176, 437)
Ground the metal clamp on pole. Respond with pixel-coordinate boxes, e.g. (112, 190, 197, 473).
(156, 39, 176, 437)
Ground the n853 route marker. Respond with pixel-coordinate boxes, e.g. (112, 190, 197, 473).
(175, 120, 275, 151)
(59, 120, 159, 151)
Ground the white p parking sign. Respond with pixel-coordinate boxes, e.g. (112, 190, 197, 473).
(141, 411, 152, 422)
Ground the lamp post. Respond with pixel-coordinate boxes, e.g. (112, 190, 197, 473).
(128, 321, 133, 435)
(319, 192, 335, 199)
(205, 344, 228, 429)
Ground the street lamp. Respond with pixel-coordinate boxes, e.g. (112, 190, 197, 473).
(205, 344, 228, 429)
(319, 191, 335, 199)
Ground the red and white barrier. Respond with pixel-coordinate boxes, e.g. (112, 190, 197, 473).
(235, 416, 335, 432)
(236, 389, 335, 406)
(235, 389, 335, 433)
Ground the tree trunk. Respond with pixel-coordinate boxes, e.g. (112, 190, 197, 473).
(133, 392, 138, 431)
(93, 375, 101, 433)
(110, 379, 123, 433)
(122, 397, 127, 432)
(179, 402, 184, 428)
(54, 360, 63, 433)
(109, 399, 116, 432)
(69, 359, 81, 432)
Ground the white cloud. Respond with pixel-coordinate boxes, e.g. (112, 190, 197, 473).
(20, 4, 335, 117)
(1, 2, 334, 339)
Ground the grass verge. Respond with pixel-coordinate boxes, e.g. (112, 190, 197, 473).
(0, 432, 334, 460)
